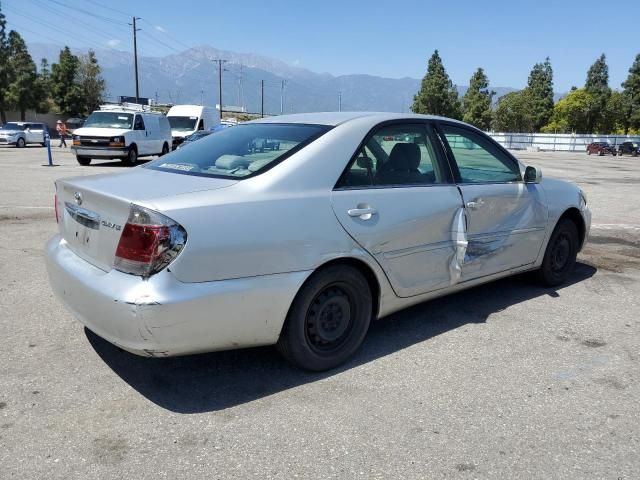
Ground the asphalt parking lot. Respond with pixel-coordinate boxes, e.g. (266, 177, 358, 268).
(0, 145, 638, 479)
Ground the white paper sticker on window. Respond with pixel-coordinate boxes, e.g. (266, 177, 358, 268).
(118, 116, 128, 120)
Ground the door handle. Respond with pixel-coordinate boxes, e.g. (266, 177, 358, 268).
(347, 207, 377, 220)
(466, 199, 485, 210)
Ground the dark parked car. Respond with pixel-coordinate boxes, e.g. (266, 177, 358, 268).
(586, 142, 617, 156)
(617, 141, 639, 157)
(175, 130, 211, 150)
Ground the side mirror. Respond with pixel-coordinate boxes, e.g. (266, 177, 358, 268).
(356, 155, 373, 170)
(524, 165, 542, 184)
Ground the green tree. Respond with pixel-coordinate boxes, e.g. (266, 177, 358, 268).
(621, 53, 640, 133)
(0, 1, 10, 123)
(412, 50, 461, 119)
(34, 58, 52, 114)
(492, 91, 534, 133)
(541, 88, 596, 134)
(462, 68, 494, 130)
(524, 57, 554, 131)
(600, 91, 630, 134)
(77, 49, 105, 114)
(5, 31, 39, 120)
(51, 46, 84, 116)
(584, 53, 611, 133)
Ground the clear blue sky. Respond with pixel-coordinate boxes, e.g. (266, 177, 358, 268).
(3, 0, 638, 91)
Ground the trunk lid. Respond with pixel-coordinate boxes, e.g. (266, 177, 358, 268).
(56, 168, 236, 272)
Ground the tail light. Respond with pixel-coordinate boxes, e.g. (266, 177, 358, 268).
(54, 193, 59, 223)
(114, 205, 187, 277)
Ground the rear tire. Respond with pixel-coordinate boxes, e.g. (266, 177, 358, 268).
(276, 265, 372, 371)
(587, 150, 591, 155)
(76, 156, 91, 166)
(16, 137, 25, 148)
(122, 146, 137, 166)
(159, 142, 169, 156)
(537, 218, 579, 287)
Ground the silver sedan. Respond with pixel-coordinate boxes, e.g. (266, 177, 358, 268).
(45, 112, 591, 371)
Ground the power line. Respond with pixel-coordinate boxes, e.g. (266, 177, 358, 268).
(83, 0, 132, 17)
(44, 0, 127, 25)
(29, 0, 129, 46)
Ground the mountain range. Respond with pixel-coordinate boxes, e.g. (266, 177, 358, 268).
(28, 42, 523, 114)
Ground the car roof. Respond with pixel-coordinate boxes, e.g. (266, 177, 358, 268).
(250, 111, 462, 127)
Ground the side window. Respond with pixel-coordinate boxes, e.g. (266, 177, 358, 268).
(440, 125, 521, 183)
(198, 119, 204, 130)
(134, 115, 145, 131)
(338, 124, 446, 188)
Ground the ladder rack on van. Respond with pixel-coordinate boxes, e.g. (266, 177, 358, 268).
(99, 103, 161, 114)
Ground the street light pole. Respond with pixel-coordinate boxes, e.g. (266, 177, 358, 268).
(131, 17, 141, 103)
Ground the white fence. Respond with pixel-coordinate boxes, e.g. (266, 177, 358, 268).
(488, 133, 640, 152)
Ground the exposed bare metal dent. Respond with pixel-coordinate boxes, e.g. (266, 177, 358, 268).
(449, 207, 468, 285)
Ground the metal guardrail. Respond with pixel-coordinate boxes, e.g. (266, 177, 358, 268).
(488, 133, 640, 151)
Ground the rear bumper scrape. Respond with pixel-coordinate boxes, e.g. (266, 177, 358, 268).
(45, 234, 311, 356)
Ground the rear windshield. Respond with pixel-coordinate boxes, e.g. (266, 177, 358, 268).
(146, 123, 331, 179)
(84, 112, 133, 129)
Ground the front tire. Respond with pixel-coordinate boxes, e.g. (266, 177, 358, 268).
(276, 265, 372, 371)
(16, 137, 26, 148)
(122, 146, 137, 166)
(76, 156, 91, 166)
(537, 218, 579, 287)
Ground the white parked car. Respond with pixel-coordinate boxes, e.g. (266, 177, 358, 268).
(167, 105, 219, 149)
(70, 104, 172, 166)
(46, 112, 591, 371)
(0, 122, 48, 147)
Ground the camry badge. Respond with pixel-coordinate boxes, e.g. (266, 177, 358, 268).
(74, 191, 83, 205)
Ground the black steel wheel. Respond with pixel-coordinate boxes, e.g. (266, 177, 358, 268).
(277, 265, 373, 371)
(122, 146, 137, 166)
(538, 218, 579, 286)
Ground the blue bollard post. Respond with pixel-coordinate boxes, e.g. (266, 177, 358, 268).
(43, 130, 57, 167)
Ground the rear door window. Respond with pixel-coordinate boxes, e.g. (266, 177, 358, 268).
(337, 123, 448, 188)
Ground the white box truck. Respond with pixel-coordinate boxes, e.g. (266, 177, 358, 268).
(167, 105, 219, 149)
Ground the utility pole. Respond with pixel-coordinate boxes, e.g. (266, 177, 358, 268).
(213, 59, 227, 115)
(261, 80, 264, 118)
(338, 91, 342, 112)
(280, 80, 287, 115)
(131, 17, 141, 103)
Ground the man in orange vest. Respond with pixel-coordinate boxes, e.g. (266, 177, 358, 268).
(56, 120, 68, 148)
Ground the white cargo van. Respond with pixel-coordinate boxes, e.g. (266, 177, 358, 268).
(167, 105, 219, 149)
(70, 104, 172, 166)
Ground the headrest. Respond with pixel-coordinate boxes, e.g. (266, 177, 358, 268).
(215, 155, 249, 170)
(385, 143, 421, 171)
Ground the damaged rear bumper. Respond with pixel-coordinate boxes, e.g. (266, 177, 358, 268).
(45, 235, 310, 357)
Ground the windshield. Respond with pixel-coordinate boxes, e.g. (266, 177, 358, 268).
(146, 123, 330, 179)
(1, 123, 25, 131)
(84, 112, 133, 129)
(169, 116, 198, 131)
